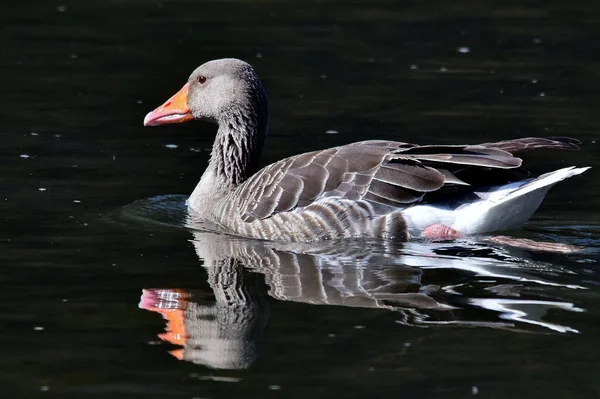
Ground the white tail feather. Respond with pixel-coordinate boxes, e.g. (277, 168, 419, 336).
(403, 166, 590, 236)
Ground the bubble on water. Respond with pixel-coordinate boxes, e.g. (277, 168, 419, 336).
(439, 66, 448, 72)
(39, 188, 47, 192)
(325, 129, 339, 135)
(20, 154, 30, 159)
(34, 326, 44, 331)
(410, 64, 418, 70)
(268, 385, 281, 391)
(164, 144, 178, 149)
(457, 46, 471, 54)
(57, 5, 67, 12)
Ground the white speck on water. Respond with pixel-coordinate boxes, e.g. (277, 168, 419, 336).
(592, 140, 596, 144)
(539, 92, 546, 97)
(164, 144, 178, 149)
(30, 132, 39, 136)
(457, 46, 471, 54)
(367, 57, 375, 63)
(40, 385, 49, 392)
(368, 366, 375, 372)
(320, 73, 327, 79)
(500, 89, 504, 94)
(532, 37, 542, 44)
(472, 386, 479, 395)
(54, 134, 62, 138)
(268, 385, 281, 391)
(34, 326, 44, 331)
(38, 188, 47, 192)
(189, 147, 202, 152)
(353, 325, 365, 329)
(439, 66, 448, 72)
(62, 299, 68, 302)
(136, 100, 143, 104)
(327, 333, 336, 338)
(112, 155, 116, 161)
(70, 53, 78, 59)
(56, 5, 67, 12)
(73, 200, 81, 203)
(71, 164, 78, 168)
(20, 154, 30, 159)
(83, 223, 88, 227)
(325, 129, 339, 135)
(409, 64, 418, 70)
(256, 52, 263, 58)
(531, 79, 538, 84)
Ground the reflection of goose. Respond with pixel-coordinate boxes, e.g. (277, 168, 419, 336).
(143, 58, 588, 241)
(140, 222, 585, 369)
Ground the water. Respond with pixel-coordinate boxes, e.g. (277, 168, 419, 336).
(2, 1, 600, 398)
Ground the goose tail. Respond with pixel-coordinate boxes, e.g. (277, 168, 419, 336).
(457, 166, 591, 234)
(403, 166, 590, 236)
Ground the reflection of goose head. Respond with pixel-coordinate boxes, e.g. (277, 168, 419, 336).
(140, 254, 270, 370)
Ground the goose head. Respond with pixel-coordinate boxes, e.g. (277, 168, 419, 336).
(143, 58, 268, 127)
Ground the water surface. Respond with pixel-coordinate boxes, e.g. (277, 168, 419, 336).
(2, 1, 600, 398)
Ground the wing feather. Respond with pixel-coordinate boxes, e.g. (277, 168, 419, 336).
(235, 137, 577, 222)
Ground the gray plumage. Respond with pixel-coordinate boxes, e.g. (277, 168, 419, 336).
(147, 58, 582, 242)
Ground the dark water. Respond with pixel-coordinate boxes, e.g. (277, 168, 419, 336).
(3, 1, 600, 398)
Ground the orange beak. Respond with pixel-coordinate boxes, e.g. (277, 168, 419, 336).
(143, 83, 194, 126)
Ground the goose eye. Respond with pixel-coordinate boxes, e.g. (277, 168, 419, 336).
(197, 75, 207, 84)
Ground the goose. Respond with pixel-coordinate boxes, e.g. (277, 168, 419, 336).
(143, 58, 589, 242)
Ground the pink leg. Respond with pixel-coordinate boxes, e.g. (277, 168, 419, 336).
(483, 236, 582, 254)
(422, 224, 463, 240)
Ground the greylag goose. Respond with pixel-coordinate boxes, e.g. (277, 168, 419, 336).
(143, 58, 589, 242)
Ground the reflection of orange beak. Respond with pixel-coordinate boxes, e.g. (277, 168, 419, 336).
(139, 289, 190, 348)
(143, 83, 194, 126)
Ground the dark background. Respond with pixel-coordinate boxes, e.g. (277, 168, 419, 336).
(1, 1, 599, 398)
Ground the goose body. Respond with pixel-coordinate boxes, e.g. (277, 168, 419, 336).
(144, 58, 589, 242)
